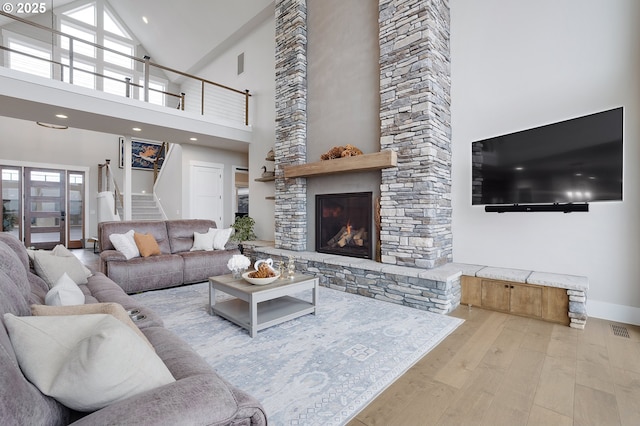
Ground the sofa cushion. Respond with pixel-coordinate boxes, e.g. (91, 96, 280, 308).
(181, 249, 239, 284)
(0, 233, 29, 270)
(109, 230, 140, 260)
(0, 241, 30, 305)
(44, 273, 85, 306)
(166, 219, 217, 253)
(133, 232, 161, 257)
(105, 255, 184, 294)
(32, 251, 89, 288)
(3, 313, 175, 412)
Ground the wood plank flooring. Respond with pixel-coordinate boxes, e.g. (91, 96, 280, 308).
(348, 306, 640, 426)
(74, 249, 639, 425)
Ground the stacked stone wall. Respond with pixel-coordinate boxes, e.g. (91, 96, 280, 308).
(378, 0, 452, 268)
(274, 0, 308, 251)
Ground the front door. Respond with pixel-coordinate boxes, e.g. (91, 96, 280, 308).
(25, 168, 66, 249)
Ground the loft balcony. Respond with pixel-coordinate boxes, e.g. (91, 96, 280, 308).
(0, 11, 252, 151)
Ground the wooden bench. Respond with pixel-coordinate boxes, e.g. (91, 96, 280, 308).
(445, 264, 588, 328)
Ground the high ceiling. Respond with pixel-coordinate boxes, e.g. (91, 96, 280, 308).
(107, 0, 274, 76)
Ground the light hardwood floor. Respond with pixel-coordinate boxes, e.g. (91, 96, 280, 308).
(348, 306, 640, 426)
(75, 249, 639, 425)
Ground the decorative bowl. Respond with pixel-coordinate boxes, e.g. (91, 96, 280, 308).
(242, 271, 280, 285)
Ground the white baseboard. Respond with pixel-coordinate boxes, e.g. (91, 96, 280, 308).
(587, 300, 640, 326)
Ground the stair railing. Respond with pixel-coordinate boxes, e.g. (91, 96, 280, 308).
(98, 159, 123, 217)
(0, 11, 252, 126)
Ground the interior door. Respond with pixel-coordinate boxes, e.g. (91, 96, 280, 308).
(25, 168, 65, 249)
(191, 163, 224, 225)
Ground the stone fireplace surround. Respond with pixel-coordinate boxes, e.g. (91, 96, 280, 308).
(271, 0, 458, 313)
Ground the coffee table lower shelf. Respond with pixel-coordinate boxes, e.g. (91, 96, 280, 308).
(212, 296, 315, 334)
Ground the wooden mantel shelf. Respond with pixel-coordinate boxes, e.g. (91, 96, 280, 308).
(283, 151, 397, 179)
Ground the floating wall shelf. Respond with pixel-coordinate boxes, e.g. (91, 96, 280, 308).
(283, 151, 397, 179)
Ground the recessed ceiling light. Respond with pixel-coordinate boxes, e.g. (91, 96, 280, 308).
(132, 127, 142, 132)
(190, 137, 198, 141)
(55, 114, 68, 119)
(142, 16, 148, 24)
(37, 122, 68, 130)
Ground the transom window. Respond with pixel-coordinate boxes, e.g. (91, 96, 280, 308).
(3, 0, 167, 106)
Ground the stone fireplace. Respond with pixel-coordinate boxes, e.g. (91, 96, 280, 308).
(274, 0, 452, 269)
(268, 0, 457, 315)
(316, 192, 373, 260)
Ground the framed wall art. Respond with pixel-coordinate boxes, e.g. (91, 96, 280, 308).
(119, 138, 165, 171)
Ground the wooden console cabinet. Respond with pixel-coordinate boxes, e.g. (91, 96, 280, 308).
(461, 276, 569, 325)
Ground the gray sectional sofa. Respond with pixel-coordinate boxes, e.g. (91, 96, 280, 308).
(0, 232, 267, 425)
(98, 219, 239, 294)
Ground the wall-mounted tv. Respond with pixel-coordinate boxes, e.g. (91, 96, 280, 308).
(472, 107, 623, 208)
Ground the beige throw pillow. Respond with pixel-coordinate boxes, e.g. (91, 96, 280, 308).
(31, 302, 153, 349)
(3, 313, 175, 412)
(33, 251, 89, 289)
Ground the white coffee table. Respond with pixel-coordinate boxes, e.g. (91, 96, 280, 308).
(208, 273, 319, 337)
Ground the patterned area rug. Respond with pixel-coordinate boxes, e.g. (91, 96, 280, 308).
(132, 282, 463, 425)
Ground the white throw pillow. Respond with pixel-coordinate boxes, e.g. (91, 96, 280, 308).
(210, 228, 233, 250)
(3, 313, 175, 412)
(190, 230, 215, 251)
(108, 230, 140, 260)
(33, 251, 89, 288)
(45, 273, 85, 306)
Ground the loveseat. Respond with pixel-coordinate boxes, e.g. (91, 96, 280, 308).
(99, 219, 239, 294)
(0, 232, 267, 425)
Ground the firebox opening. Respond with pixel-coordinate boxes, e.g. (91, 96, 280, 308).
(316, 192, 373, 259)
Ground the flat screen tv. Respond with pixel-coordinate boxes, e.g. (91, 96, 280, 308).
(472, 107, 623, 207)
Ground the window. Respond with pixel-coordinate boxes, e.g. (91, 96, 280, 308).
(103, 38, 133, 69)
(139, 79, 167, 106)
(7, 38, 51, 78)
(5, 0, 168, 106)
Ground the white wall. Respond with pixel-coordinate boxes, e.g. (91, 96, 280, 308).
(450, 0, 640, 324)
(181, 11, 275, 240)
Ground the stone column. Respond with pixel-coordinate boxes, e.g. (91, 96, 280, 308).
(274, 0, 308, 251)
(378, 0, 452, 268)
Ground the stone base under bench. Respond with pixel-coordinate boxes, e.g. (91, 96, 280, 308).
(240, 242, 587, 328)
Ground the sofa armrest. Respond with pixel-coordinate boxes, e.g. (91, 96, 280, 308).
(98, 250, 125, 274)
(69, 374, 267, 426)
(100, 250, 126, 262)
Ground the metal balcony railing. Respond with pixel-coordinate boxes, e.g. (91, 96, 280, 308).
(0, 11, 251, 126)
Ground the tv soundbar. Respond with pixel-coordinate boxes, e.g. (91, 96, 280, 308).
(485, 203, 589, 213)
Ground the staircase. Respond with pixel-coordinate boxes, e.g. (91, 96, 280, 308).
(131, 193, 164, 220)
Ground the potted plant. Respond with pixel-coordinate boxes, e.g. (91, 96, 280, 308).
(230, 216, 257, 253)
